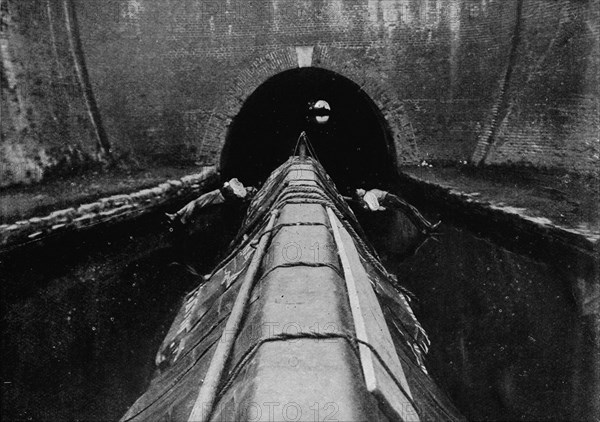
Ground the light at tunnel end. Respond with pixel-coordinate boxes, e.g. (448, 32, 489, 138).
(311, 99, 331, 124)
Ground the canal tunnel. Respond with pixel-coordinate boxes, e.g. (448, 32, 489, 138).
(220, 68, 397, 192)
(2, 0, 598, 420)
(1, 63, 598, 421)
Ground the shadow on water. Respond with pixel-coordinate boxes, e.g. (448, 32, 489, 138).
(1, 197, 597, 421)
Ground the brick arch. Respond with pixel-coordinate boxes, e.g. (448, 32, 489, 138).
(199, 46, 420, 167)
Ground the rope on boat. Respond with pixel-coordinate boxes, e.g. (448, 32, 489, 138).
(267, 179, 422, 314)
(205, 174, 292, 278)
(249, 221, 330, 248)
(207, 159, 381, 286)
(120, 335, 222, 422)
(263, 174, 419, 309)
(189, 159, 426, 418)
(265, 179, 404, 286)
(257, 261, 345, 282)
(242, 160, 425, 348)
(211, 330, 423, 418)
(276, 196, 402, 289)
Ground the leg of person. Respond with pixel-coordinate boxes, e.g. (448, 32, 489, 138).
(177, 200, 201, 225)
(172, 189, 226, 225)
(385, 195, 436, 233)
(166, 201, 195, 226)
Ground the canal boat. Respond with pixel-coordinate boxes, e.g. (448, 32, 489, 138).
(121, 144, 463, 422)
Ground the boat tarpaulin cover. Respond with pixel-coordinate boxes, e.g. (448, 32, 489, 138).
(121, 156, 464, 422)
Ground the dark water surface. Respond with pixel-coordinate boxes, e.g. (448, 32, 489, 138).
(361, 204, 598, 422)
(1, 203, 597, 421)
(1, 207, 240, 421)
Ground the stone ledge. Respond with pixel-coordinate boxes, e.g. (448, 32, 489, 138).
(0, 166, 217, 252)
(399, 172, 599, 317)
(399, 172, 599, 255)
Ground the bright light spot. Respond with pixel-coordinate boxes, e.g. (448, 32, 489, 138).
(312, 100, 330, 124)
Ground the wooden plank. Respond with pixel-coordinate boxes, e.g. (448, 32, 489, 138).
(327, 208, 419, 422)
(187, 211, 279, 422)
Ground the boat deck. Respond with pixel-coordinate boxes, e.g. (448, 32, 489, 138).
(121, 157, 463, 422)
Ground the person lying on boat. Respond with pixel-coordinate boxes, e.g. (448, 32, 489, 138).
(166, 178, 257, 226)
(355, 188, 441, 235)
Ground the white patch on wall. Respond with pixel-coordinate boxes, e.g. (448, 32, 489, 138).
(367, 0, 379, 25)
(1, 144, 47, 187)
(328, 0, 344, 24)
(381, 1, 398, 26)
(296, 46, 314, 68)
(122, 0, 143, 20)
(271, 0, 280, 32)
(120, 0, 144, 34)
(0, 40, 17, 89)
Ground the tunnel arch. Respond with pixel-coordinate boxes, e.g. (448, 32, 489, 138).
(199, 47, 420, 180)
(220, 67, 398, 192)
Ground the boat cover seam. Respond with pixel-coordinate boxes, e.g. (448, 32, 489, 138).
(212, 331, 423, 418)
(257, 261, 344, 282)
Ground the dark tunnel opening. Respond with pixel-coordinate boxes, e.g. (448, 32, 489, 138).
(220, 68, 398, 194)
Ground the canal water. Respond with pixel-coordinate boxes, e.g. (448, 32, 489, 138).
(1, 201, 596, 421)
(368, 222, 595, 421)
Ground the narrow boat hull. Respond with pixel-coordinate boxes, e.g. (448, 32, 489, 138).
(121, 156, 463, 422)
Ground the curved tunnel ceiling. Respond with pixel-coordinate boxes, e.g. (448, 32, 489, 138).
(220, 68, 397, 194)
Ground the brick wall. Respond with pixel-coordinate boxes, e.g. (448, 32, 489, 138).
(2, 0, 598, 187)
(1, 0, 101, 187)
(474, 0, 599, 173)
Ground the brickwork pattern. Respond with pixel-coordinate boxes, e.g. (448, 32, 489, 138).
(2, 0, 599, 188)
(199, 45, 420, 167)
(472, 0, 599, 173)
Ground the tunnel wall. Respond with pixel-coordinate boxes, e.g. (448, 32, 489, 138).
(472, 0, 600, 172)
(1, 0, 598, 188)
(203, 46, 420, 166)
(1, 0, 105, 188)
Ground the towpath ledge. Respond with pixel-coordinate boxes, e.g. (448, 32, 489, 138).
(0, 167, 217, 253)
(397, 171, 599, 318)
(399, 171, 599, 254)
